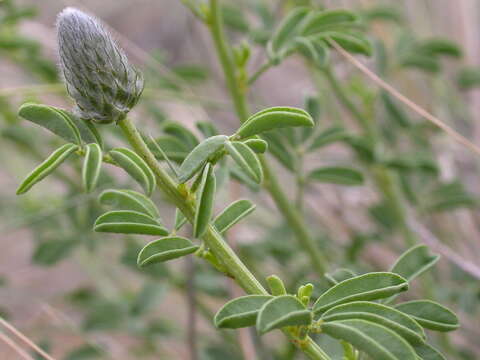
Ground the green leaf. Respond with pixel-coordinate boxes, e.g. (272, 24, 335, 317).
(148, 135, 189, 162)
(268, 7, 310, 59)
(163, 122, 199, 150)
(82, 143, 102, 193)
(401, 54, 440, 73)
(256, 295, 312, 335)
(390, 245, 439, 282)
(214, 295, 273, 329)
(325, 268, 356, 286)
(395, 300, 459, 332)
(109, 147, 156, 196)
(244, 138, 268, 154)
(308, 166, 364, 185)
(321, 301, 426, 345)
(417, 38, 462, 58)
(301, 9, 358, 36)
(381, 92, 411, 128)
(457, 66, 480, 90)
(99, 189, 160, 219)
(57, 109, 104, 148)
(308, 126, 348, 151)
(196, 121, 218, 138)
(225, 141, 263, 184)
(137, 236, 199, 267)
(16, 143, 78, 195)
(313, 272, 409, 314)
(321, 319, 417, 360)
(65, 344, 103, 360)
(214, 199, 256, 234)
(18, 103, 81, 144)
(174, 208, 188, 231)
(178, 135, 228, 183)
(94, 210, 168, 236)
(193, 163, 216, 238)
(317, 31, 372, 56)
(362, 6, 403, 24)
(32, 239, 75, 266)
(414, 343, 446, 360)
(236, 107, 314, 139)
(261, 132, 296, 171)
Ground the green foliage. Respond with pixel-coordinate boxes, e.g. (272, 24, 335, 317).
(313, 272, 408, 314)
(235, 106, 314, 139)
(99, 189, 161, 219)
(256, 295, 312, 335)
(16, 143, 78, 194)
(214, 295, 273, 329)
(213, 199, 256, 234)
(110, 147, 156, 196)
(321, 301, 425, 345)
(321, 319, 417, 360)
(308, 166, 364, 186)
(193, 163, 216, 238)
(178, 135, 228, 183)
(225, 141, 263, 184)
(395, 300, 459, 332)
(82, 143, 102, 192)
(137, 236, 199, 267)
(94, 210, 168, 236)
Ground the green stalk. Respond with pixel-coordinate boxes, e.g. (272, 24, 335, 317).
(118, 116, 330, 360)
(322, 66, 418, 246)
(207, 0, 327, 275)
(208, 0, 249, 121)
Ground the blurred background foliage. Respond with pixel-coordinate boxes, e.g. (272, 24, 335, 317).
(1, 0, 480, 359)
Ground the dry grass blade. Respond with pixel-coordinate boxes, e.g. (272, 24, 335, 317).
(0, 317, 56, 360)
(329, 39, 480, 157)
(0, 331, 36, 360)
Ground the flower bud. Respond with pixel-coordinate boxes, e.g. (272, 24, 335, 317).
(56, 7, 144, 124)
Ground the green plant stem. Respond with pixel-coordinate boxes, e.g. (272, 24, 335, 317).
(249, 61, 273, 85)
(206, 0, 328, 275)
(208, 0, 249, 121)
(118, 116, 330, 360)
(322, 66, 418, 246)
(262, 158, 327, 273)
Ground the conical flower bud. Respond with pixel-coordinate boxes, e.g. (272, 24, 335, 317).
(56, 8, 144, 124)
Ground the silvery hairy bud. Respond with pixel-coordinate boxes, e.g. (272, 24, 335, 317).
(56, 8, 144, 124)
